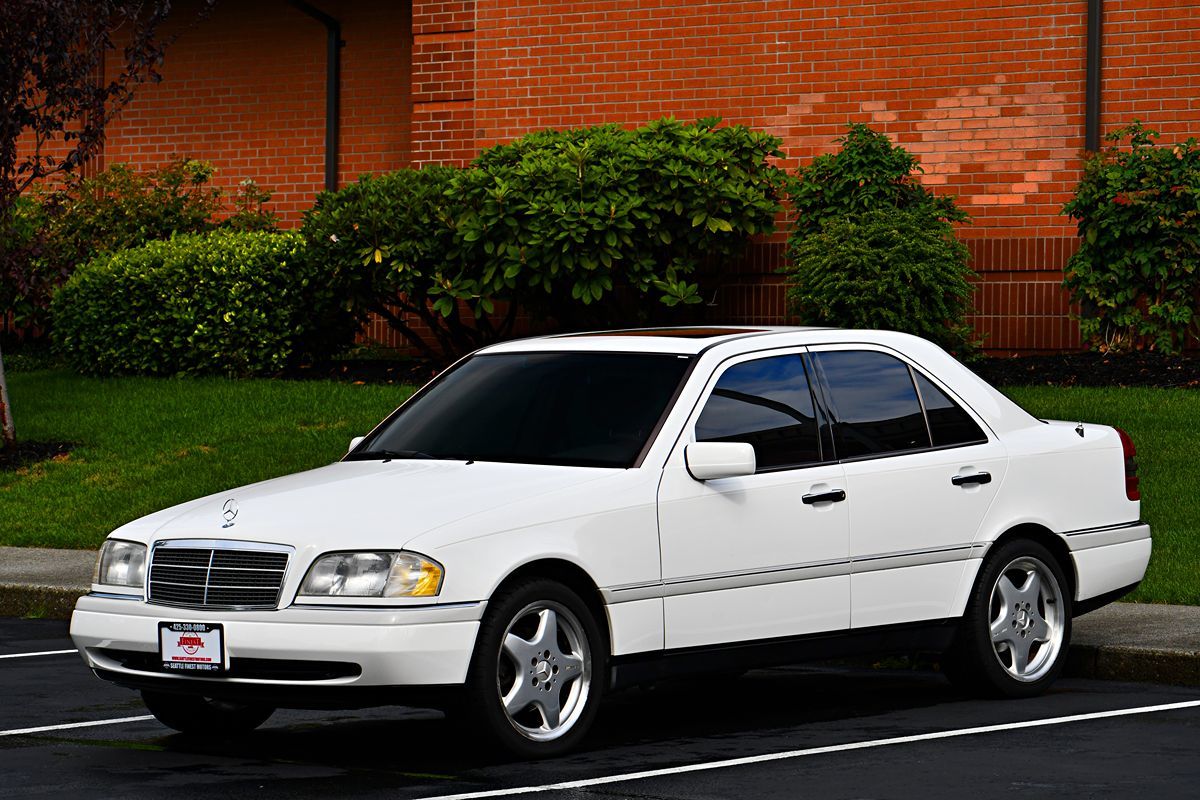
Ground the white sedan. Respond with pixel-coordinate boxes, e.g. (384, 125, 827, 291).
(71, 327, 1151, 756)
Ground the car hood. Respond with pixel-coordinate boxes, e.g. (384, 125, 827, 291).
(131, 460, 617, 551)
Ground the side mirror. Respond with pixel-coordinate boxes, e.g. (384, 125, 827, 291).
(685, 442, 756, 481)
(348, 436, 365, 454)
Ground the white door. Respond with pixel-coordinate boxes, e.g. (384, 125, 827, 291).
(657, 351, 851, 649)
(808, 346, 1007, 629)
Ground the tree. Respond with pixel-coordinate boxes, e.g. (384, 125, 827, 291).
(0, 0, 213, 448)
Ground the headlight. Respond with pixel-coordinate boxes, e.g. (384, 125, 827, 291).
(298, 551, 443, 598)
(94, 540, 147, 588)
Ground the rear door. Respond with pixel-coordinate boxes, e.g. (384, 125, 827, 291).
(808, 346, 1007, 629)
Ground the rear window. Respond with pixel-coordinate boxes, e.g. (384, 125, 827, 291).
(914, 372, 988, 447)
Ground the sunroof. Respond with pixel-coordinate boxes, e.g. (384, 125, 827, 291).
(569, 327, 765, 339)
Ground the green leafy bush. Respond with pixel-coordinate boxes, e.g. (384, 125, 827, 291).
(51, 231, 355, 376)
(1063, 122, 1200, 353)
(789, 124, 967, 240)
(301, 166, 461, 361)
(784, 209, 977, 354)
(783, 125, 977, 354)
(301, 118, 790, 359)
(2, 159, 279, 336)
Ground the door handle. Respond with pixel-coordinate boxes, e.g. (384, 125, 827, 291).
(951, 472, 992, 486)
(802, 489, 847, 504)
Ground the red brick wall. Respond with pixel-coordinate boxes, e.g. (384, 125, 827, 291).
(101, 0, 412, 219)
(16, 1, 1200, 352)
(407, 0, 1200, 352)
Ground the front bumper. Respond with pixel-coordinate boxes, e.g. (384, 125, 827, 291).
(70, 594, 483, 705)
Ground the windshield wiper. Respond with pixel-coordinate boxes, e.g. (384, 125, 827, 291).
(344, 449, 439, 462)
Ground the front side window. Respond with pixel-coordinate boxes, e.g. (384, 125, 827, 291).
(695, 355, 821, 470)
(813, 350, 930, 458)
(350, 352, 692, 468)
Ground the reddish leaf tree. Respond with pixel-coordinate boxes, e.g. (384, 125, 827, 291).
(0, 0, 215, 448)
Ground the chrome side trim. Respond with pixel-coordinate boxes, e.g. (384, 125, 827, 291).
(87, 591, 142, 601)
(603, 542, 985, 603)
(1062, 521, 1151, 552)
(851, 543, 989, 574)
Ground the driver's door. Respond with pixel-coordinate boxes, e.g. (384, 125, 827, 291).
(656, 350, 851, 650)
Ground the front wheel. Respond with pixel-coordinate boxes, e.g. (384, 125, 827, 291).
(141, 691, 274, 735)
(463, 579, 605, 757)
(947, 539, 1072, 698)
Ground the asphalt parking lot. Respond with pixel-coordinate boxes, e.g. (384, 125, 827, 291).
(3, 617, 1199, 799)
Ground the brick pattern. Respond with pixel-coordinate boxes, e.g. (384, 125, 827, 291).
(1103, 1, 1200, 141)
(412, 1, 476, 164)
(96, 1, 412, 220)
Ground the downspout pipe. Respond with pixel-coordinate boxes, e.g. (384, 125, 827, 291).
(1085, 0, 1103, 152)
(288, 0, 342, 191)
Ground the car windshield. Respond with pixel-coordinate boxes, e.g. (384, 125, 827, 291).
(350, 352, 693, 468)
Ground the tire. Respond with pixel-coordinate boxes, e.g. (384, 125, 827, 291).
(946, 538, 1072, 698)
(141, 690, 274, 735)
(462, 579, 606, 758)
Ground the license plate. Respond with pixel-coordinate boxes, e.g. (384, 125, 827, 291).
(158, 622, 225, 673)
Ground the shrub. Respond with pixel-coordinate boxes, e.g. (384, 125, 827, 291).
(51, 231, 355, 376)
(300, 166, 462, 360)
(789, 124, 967, 240)
(300, 118, 791, 360)
(1063, 121, 1200, 353)
(783, 124, 977, 354)
(784, 208, 977, 355)
(2, 159, 279, 336)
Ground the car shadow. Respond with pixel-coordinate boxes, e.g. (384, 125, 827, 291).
(154, 664, 963, 777)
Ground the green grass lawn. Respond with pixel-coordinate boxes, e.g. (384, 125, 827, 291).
(0, 369, 411, 549)
(1003, 386, 1199, 606)
(0, 371, 1194, 605)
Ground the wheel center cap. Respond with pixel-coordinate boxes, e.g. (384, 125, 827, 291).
(1015, 607, 1031, 629)
(534, 661, 552, 681)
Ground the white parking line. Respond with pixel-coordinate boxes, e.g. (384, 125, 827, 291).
(0, 649, 78, 660)
(421, 699, 1200, 800)
(0, 715, 156, 738)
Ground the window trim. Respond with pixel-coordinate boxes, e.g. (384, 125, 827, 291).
(909, 364, 989, 451)
(351, 349, 697, 470)
(807, 345, 992, 465)
(689, 349, 834, 475)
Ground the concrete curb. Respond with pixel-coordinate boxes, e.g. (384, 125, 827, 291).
(0, 584, 85, 621)
(1066, 644, 1200, 687)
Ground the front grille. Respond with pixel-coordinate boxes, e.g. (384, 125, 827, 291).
(148, 544, 289, 610)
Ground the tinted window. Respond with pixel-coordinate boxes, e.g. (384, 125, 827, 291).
(914, 372, 987, 447)
(814, 351, 931, 458)
(695, 356, 821, 469)
(354, 353, 691, 468)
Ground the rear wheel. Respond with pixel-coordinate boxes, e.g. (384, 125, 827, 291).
(947, 538, 1072, 697)
(463, 579, 605, 757)
(141, 691, 274, 735)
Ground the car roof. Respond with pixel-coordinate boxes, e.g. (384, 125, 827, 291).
(481, 326, 831, 355)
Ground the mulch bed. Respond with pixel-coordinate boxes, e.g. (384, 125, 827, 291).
(970, 351, 1200, 389)
(0, 441, 74, 473)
